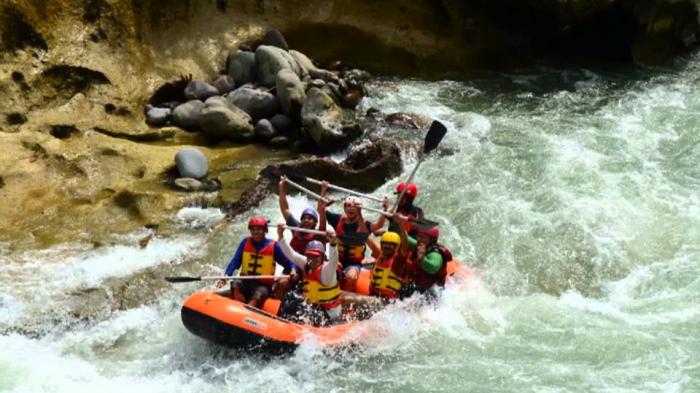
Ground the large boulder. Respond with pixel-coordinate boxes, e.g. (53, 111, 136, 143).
(226, 87, 280, 121)
(261, 29, 289, 51)
(289, 50, 315, 77)
(301, 87, 362, 152)
(255, 45, 302, 86)
(184, 81, 219, 101)
(198, 100, 254, 141)
(175, 148, 208, 179)
(171, 100, 205, 131)
(261, 139, 402, 194)
(226, 50, 257, 85)
(276, 69, 306, 118)
(212, 75, 236, 95)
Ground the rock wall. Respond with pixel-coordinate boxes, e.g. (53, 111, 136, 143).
(0, 0, 697, 249)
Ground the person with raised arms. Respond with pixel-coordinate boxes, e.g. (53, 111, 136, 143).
(215, 216, 298, 308)
(388, 182, 425, 238)
(317, 181, 386, 292)
(276, 223, 342, 326)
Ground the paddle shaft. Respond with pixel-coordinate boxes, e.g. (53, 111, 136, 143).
(284, 181, 390, 219)
(303, 177, 384, 203)
(203, 275, 289, 280)
(391, 156, 424, 214)
(283, 176, 332, 204)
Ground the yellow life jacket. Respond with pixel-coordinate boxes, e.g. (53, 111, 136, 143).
(370, 257, 403, 298)
(240, 238, 276, 280)
(301, 264, 341, 309)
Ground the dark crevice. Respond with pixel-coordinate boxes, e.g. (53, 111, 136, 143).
(83, 0, 104, 23)
(0, 6, 48, 51)
(50, 125, 79, 139)
(7, 113, 27, 125)
(93, 126, 175, 142)
(148, 74, 191, 106)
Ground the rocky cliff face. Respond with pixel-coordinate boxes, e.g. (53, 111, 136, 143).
(0, 0, 697, 249)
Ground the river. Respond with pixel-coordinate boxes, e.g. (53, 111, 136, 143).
(1, 54, 699, 392)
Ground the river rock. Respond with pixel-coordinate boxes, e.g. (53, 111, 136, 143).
(226, 50, 257, 85)
(175, 148, 207, 179)
(309, 68, 339, 84)
(270, 113, 292, 133)
(212, 75, 235, 94)
(289, 50, 315, 76)
(171, 100, 205, 131)
(276, 69, 306, 118)
(145, 106, 171, 127)
(204, 95, 234, 109)
(227, 87, 280, 121)
(385, 112, 429, 129)
(262, 29, 289, 51)
(269, 135, 291, 148)
(198, 103, 254, 141)
(255, 45, 302, 86)
(254, 119, 276, 141)
(184, 80, 219, 101)
(301, 87, 362, 152)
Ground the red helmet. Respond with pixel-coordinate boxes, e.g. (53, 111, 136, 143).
(305, 240, 325, 256)
(248, 216, 268, 231)
(418, 224, 439, 239)
(395, 182, 418, 198)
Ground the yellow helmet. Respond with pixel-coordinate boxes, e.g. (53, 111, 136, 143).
(380, 231, 401, 246)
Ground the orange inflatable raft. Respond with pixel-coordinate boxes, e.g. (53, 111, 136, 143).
(181, 261, 473, 353)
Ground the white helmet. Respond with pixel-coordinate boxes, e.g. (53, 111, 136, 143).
(344, 196, 362, 208)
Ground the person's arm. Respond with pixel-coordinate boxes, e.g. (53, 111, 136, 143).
(420, 250, 444, 275)
(278, 177, 293, 222)
(274, 241, 299, 274)
(370, 197, 390, 234)
(317, 181, 330, 232)
(366, 236, 380, 259)
(224, 238, 247, 276)
(320, 233, 339, 286)
(276, 223, 306, 270)
(217, 238, 247, 287)
(395, 215, 410, 257)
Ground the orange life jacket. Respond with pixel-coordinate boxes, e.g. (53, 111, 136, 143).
(240, 238, 276, 285)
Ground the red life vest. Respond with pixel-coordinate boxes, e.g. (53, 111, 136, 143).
(335, 215, 367, 267)
(301, 263, 341, 310)
(289, 230, 316, 255)
(409, 244, 451, 289)
(240, 238, 277, 285)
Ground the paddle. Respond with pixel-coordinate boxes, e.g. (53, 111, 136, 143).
(165, 275, 289, 283)
(260, 165, 333, 204)
(391, 120, 447, 214)
(279, 164, 385, 203)
(278, 224, 370, 246)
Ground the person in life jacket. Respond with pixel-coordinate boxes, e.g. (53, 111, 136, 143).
(317, 181, 386, 292)
(369, 230, 410, 301)
(388, 182, 424, 238)
(276, 223, 342, 326)
(400, 221, 453, 297)
(215, 216, 298, 308)
(277, 177, 324, 298)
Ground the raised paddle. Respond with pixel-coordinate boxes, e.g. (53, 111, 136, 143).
(391, 120, 448, 214)
(165, 275, 289, 283)
(279, 164, 385, 203)
(260, 166, 333, 204)
(277, 224, 370, 246)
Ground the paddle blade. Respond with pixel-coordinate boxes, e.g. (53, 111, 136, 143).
(165, 276, 201, 283)
(338, 232, 370, 246)
(260, 165, 283, 181)
(279, 164, 307, 183)
(423, 121, 447, 154)
(410, 218, 440, 231)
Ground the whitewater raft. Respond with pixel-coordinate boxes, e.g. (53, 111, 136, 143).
(181, 261, 473, 353)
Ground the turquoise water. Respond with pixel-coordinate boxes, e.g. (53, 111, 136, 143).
(1, 55, 699, 392)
